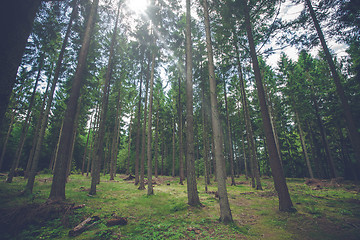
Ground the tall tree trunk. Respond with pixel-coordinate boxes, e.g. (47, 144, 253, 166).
(185, 0, 201, 206)
(89, 0, 120, 195)
(147, 50, 156, 195)
(7, 54, 44, 183)
(242, 0, 294, 212)
(235, 50, 262, 190)
(0, 0, 41, 126)
(134, 56, 144, 185)
(26, 0, 78, 181)
(305, 0, 360, 170)
(178, 77, 185, 185)
(51, 118, 64, 173)
(49, 0, 99, 201)
(139, 54, 150, 190)
(223, 81, 236, 186)
(202, 0, 232, 222)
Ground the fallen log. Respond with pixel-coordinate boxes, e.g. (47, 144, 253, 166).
(69, 216, 100, 237)
(106, 217, 127, 226)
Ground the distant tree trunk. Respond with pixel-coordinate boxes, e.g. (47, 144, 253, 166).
(110, 86, 123, 180)
(49, 0, 99, 201)
(242, 0, 294, 211)
(0, 107, 17, 171)
(310, 85, 337, 178)
(305, 0, 360, 171)
(154, 107, 160, 178)
(89, 0, 119, 195)
(161, 142, 165, 176)
(185, 0, 201, 206)
(178, 77, 185, 185)
(294, 109, 313, 178)
(125, 112, 133, 176)
(82, 116, 93, 175)
(139, 54, 150, 191)
(0, 0, 41, 127)
(172, 119, 176, 178)
(202, 85, 210, 186)
(7, 54, 44, 183)
(51, 119, 64, 173)
(202, 0, 232, 222)
(241, 133, 249, 180)
(134, 56, 144, 185)
(223, 81, 236, 186)
(338, 125, 357, 180)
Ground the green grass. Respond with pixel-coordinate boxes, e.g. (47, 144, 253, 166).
(0, 174, 359, 239)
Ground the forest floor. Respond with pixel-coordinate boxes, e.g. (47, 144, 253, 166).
(0, 173, 359, 239)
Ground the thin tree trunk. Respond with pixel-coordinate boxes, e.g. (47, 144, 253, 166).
(125, 112, 133, 176)
(241, 133, 249, 180)
(202, 0, 232, 222)
(51, 118, 64, 173)
(223, 81, 236, 186)
(295, 109, 313, 178)
(89, 0, 120, 195)
(82, 116, 93, 175)
(154, 107, 160, 178)
(49, 0, 99, 201)
(234, 37, 262, 190)
(172, 119, 176, 178)
(305, 0, 360, 170)
(110, 85, 123, 180)
(139, 54, 150, 190)
(134, 55, 144, 185)
(178, 77, 184, 185)
(146, 49, 156, 195)
(242, 0, 294, 212)
(7, 54, 44, 183)
(0, 108, 17, 171)
(310, 85, 337, 178)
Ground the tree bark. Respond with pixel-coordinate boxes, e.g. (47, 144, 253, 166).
(49, 0, 99, 201)
(185, 0, 201, 206)
(154, 107, 160, 178)
(0, 0, 41, 126)
(202, 0, 232, 222)
(242, 0, 294, 211)
(125, 112, 133, 176)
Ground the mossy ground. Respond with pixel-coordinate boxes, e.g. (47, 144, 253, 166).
(0, 173, 359, 239)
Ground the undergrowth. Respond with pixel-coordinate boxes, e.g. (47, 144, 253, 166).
(0, 174, 359, 239)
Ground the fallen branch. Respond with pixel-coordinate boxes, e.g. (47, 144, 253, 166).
(69, 216, 100, 237)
